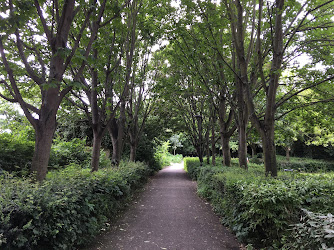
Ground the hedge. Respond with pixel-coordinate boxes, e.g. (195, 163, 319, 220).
(183, 157, 334, 249)
(0, 161, 155, 249)
(276, 155, 334, 172)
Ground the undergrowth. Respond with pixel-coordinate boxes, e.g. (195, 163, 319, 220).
(184, 157, 334, 249)
(0, 161, 155, 249)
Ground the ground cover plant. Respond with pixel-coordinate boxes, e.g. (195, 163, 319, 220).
(184, 157, 334, 249)
(0, 161, 156, 249)
(276, 155, 334, 172)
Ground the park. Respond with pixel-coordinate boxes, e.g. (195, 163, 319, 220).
(0, 0, 334, 249)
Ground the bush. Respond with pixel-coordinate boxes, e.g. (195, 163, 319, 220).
(277, 155, 334, 172)
(283, 209, 334, 249)
(166, 154, 183, 163)
(49, 137, 91, 169)
(0, 161, 152, 249)
(0, 133, 34, 175)
(184, 159, 334, 249)
(154, 141, 171, 168)
(184, 157, 202, 180)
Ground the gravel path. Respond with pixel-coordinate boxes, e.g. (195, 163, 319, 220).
(84, 162, 241, 250)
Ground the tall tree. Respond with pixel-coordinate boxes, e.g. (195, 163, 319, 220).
(0, 0, 106, 181)
(223, 0, 334, 176)
(67, 0, 131, 171)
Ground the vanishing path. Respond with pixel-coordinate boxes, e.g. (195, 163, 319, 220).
(84, 162, 241, 250)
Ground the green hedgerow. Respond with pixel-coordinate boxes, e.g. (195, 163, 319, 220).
(184, 157, 334, 249)
(0, 161, 153, 249)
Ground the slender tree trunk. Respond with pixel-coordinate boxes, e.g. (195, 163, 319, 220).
(206, 130, 210, 164)
(119, 102, 127, 151)
(261, 127, 277, 176)
(31, 123, 56, 181)
(108, 118, 119, 165)
(221, 135, 232, 167)
(238, 122, 248, 169)
(195, 144, 203, 165)
(91, 131, 103, 172)
(286, 146, 290, 161)
(251, 144, 256, 158)
(211, 119, 216, 166)
(129, 142, 137, 162)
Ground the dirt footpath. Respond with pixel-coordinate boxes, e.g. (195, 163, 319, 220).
(84, 162, 241, 250)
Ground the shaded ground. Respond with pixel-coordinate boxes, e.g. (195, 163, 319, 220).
(83, 162, 241, 250)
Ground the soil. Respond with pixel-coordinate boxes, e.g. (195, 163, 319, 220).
(83, 162, 242, 250)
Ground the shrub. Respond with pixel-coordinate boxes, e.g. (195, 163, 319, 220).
(0, 161, 152, 249)
(49, 137, 91, 169)
(283, 209, 334, 249)
(185, 161, 334, 249)
(0, 133, 34, 175)
(277, 155, 334, 172)
(154, 141, 171, 168)
(167, 154, 183, 164)
(183, 157, 202, 180)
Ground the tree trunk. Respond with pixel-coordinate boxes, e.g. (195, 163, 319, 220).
(286, 146, 290, 161)
(211, 121, 216, 166)
(261, 127, 277, 176)
(195, 143, 203, 165)
(221, 135, 231, 167)
(251, 144, 256, 158)
(129, 142, 137, 162)
(31, 123, 56, 182)
(238, 122, 248, 169)
(108, 118, 121, 165)
(206, 130, 210, 164)
(91, 131, 103, 172)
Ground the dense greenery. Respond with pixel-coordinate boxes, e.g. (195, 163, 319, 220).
(0, 0, 334, 248)
(184, 157, 334, 249)
(0, 161, 156, 249)
(0, 134, 110, 176)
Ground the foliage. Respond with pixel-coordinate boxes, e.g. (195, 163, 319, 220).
(0, 161, 153, 249)
(183, 157, 202, 180)
(169, 134, 183, 154)
(184, 157, 334, 248)
(0, 133, 34, 176)
(49, 137, 91, 169)
(277, 155, 334, 172)
(166, 154, 183, 164)
(283, 209, 334, 249)
(154, 140, 171, 168)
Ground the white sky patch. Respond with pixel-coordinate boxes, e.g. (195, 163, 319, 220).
(152, 40, 169, 52)
(0, 10, 9, 18)
(171, 0, 181, 8)
(294, 53, 312, 67)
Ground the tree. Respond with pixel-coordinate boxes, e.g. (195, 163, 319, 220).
(222, 0, 334, 176)
(67, 0, 132, 171)
(0, 0, 107, 181)
(169, 134, 183, 155)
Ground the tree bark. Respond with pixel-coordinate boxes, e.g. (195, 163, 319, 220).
(206, 130, 210, 164)
(31, 122, 56, 181)
(91, 131, 103, 172)
(218, 110, 236, 167)
(286, 146, 290, 161)
(108, 116, 124, 165)
(129, 141, 137, 162)
(250, 143, 256, 158)
(211, 114, 216, 166)
(221, 135, 232, 167)
(238, 122, 248, 169)
(261, 127, 278, 176)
